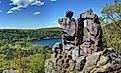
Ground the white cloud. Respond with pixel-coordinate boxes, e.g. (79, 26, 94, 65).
(33, 11, 40, 15)
(0, 10, 2, 13)
(50, 0, 56, 1)
(0, 26, 9, 29)
(31, 1, 44, 6)
(7, 0, 45, 14)
(0, 26, 4, 29)
(7, 10, 13, 14)
(0, 26, 19, 29)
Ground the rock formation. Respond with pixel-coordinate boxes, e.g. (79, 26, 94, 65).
(80, 9, 103, 54)
(45, 9, 121, 73)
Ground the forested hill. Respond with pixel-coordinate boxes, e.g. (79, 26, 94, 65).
(0, 27, 62, 73)
(0, 27, 62, 46)
(0, 22, 121, 52)
(102, 22, 121, 52)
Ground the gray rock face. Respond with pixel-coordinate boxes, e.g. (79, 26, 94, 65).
(45, 48, 121, 73)
(45, 10, 121, 73)
(82, 48, 121, 73)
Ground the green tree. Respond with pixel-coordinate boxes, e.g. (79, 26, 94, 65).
(101, 0, 121, 30)
(101, 0, 121, 52)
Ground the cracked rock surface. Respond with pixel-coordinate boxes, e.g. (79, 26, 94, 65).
(45, 48, 121, 73)
(45, 10, 121, 73)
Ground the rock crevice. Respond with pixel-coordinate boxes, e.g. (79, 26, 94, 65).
(45, 10, 121, 73)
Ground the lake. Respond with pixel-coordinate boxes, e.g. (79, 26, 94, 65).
(32, 38, 61, 48)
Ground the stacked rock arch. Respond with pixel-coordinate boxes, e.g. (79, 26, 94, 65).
(45, 9, 121, 73)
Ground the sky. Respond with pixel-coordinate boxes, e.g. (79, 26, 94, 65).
(0, 0, 114, 29)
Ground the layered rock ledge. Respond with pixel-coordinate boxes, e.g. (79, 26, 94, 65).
(45, 48, 121, 73)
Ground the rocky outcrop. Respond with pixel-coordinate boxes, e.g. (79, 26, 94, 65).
(44, 10, 121, 73)
(45, 48, 121, 73)
(82, 48, 121, 73)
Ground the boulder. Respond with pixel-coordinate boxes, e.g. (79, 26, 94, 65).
(45, 48, 121, 73)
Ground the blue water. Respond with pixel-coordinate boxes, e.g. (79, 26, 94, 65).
(32, 38, 61, 48)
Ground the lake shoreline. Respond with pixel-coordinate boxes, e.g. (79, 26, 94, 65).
(32, 38, 61, 48)
(32, 37, 61, 42)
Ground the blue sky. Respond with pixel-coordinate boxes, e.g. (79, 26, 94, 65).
(0, 0, 113, 29)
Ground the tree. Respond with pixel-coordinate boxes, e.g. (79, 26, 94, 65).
(101, 0, 121, 30)
(101, 0, 121, 52)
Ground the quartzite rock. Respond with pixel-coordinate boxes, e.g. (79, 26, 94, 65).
(44, 10, 121, 73)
